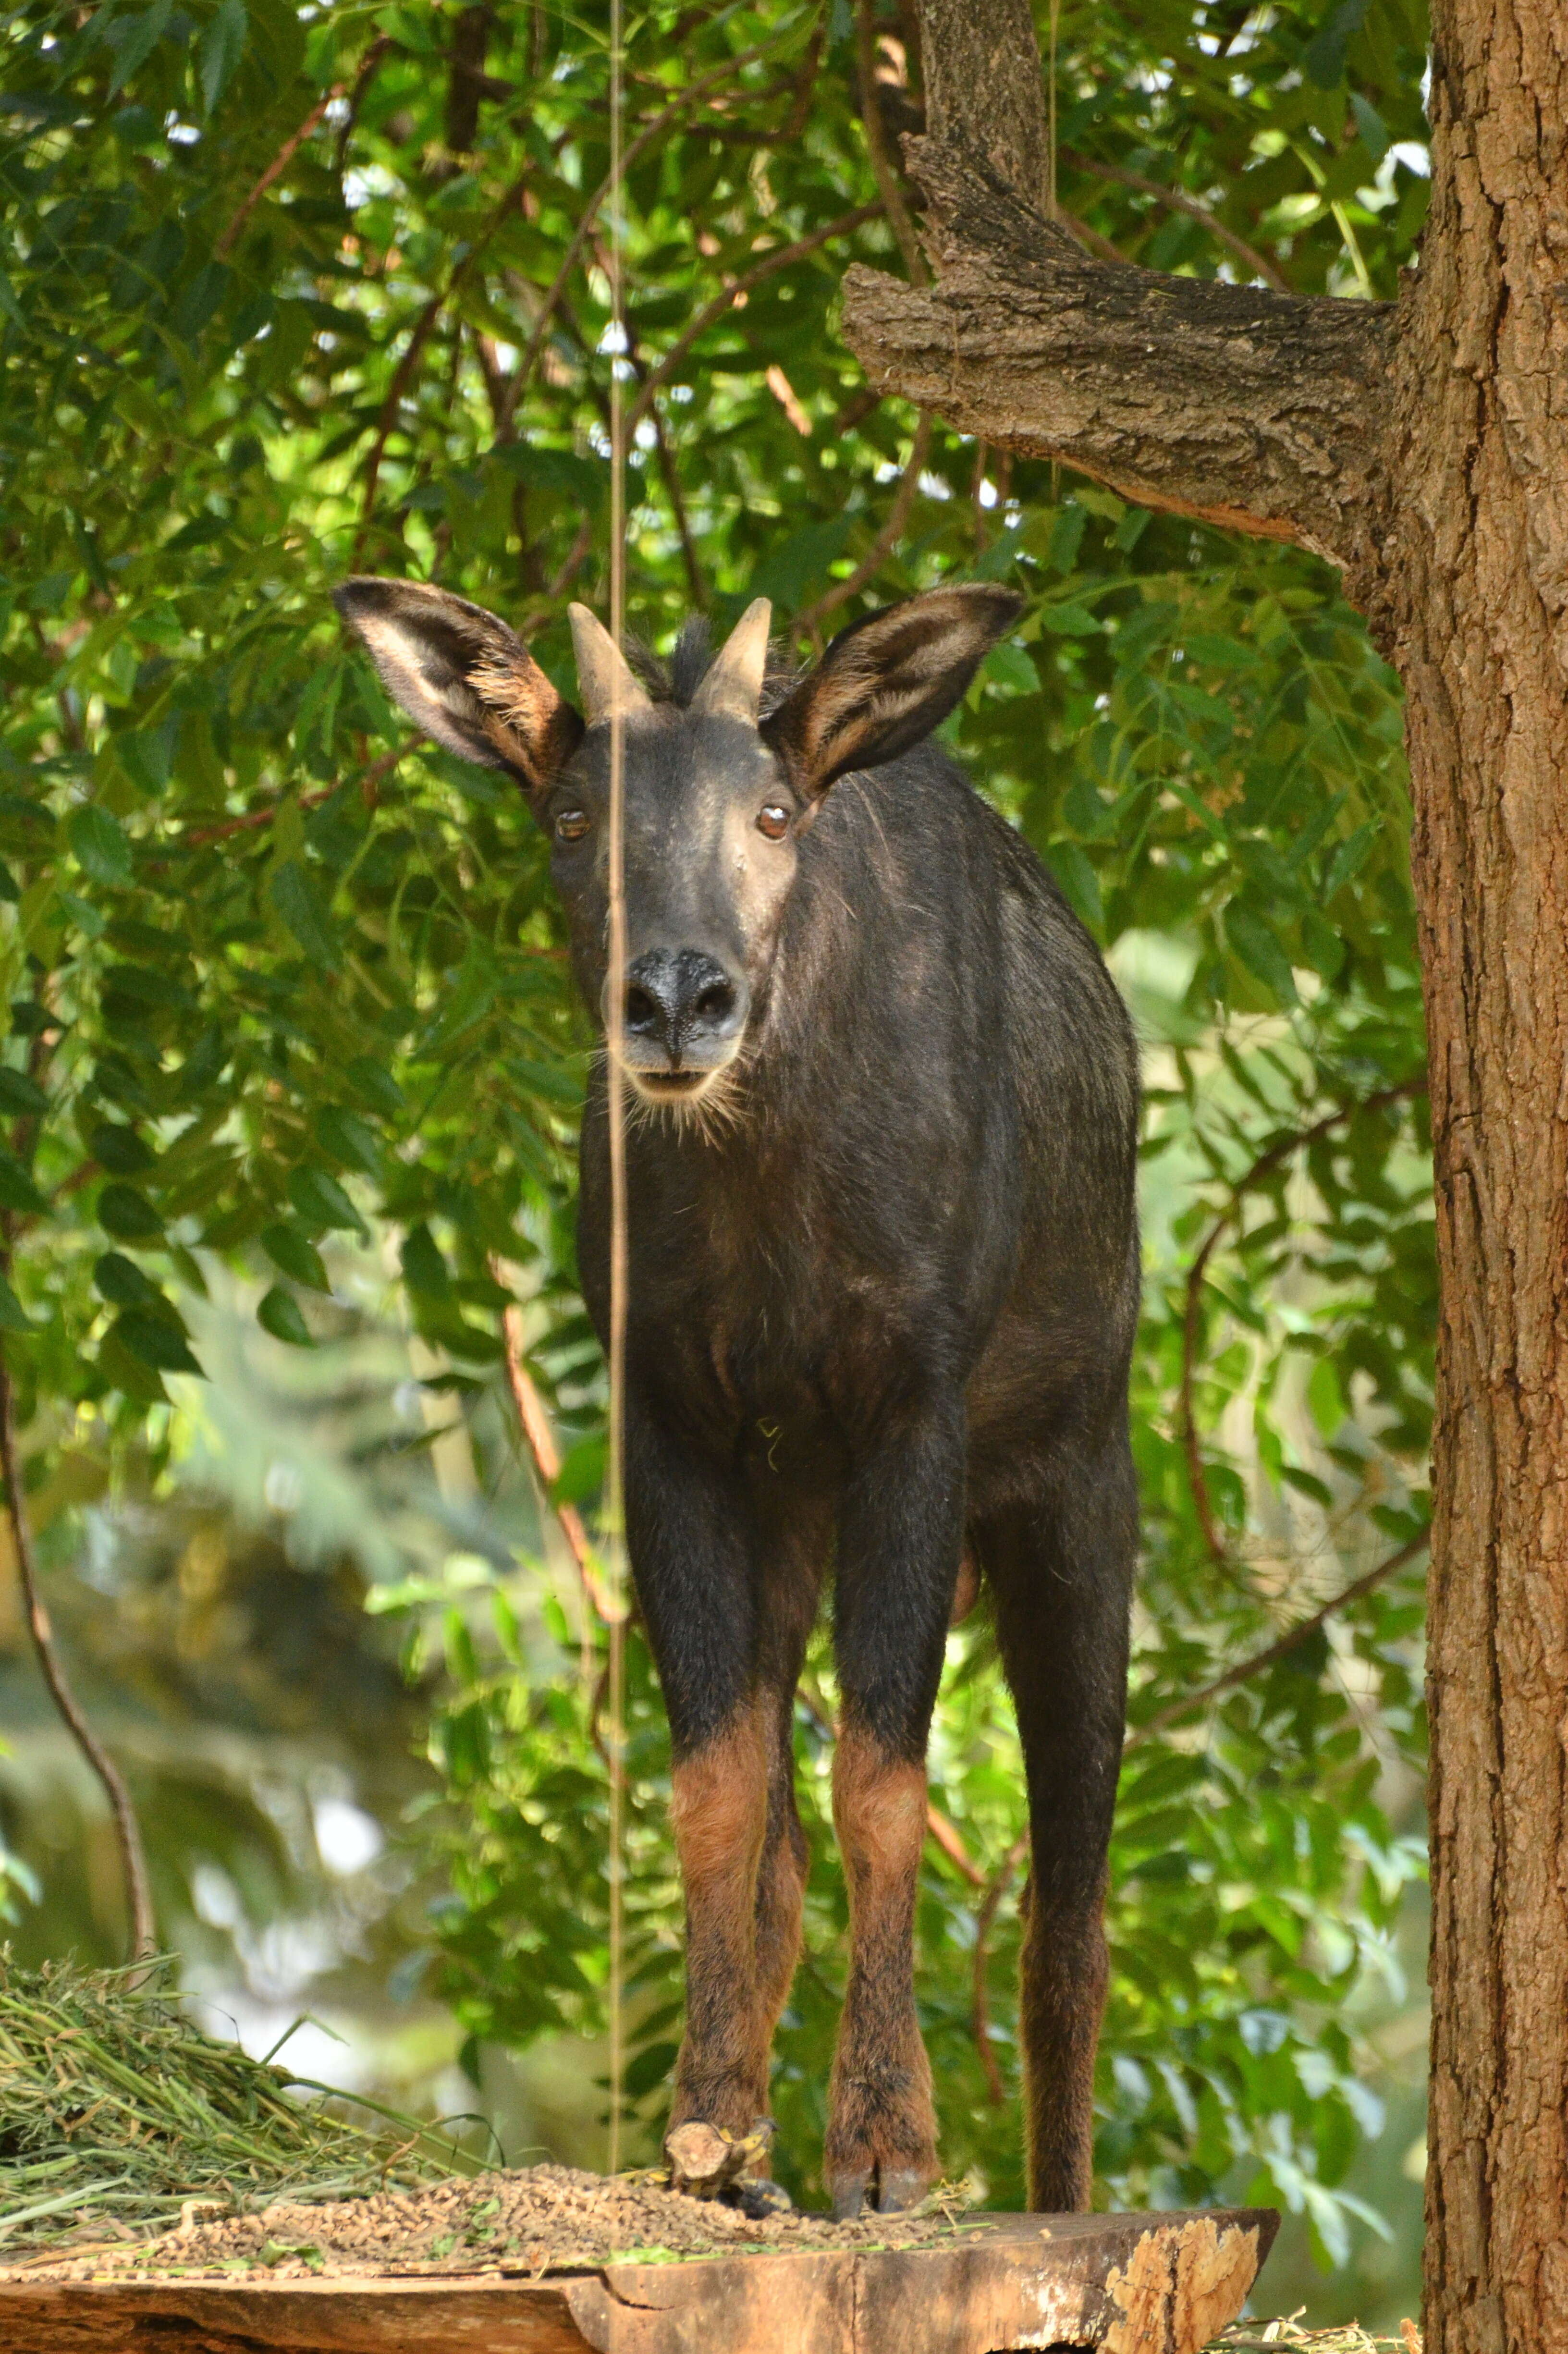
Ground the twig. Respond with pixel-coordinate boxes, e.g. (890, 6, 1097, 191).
(353, 295, 444, 555)
(549, 515, 596, 599)
(796, 1682, 980, 1884)
(971, 1829, 1030, 2104)
(0, 1348, 156, 1963)
(178, 744, 415, 848)
(1179, 1079, 1424, 1569)
(1057, 205, 1128, 268)
(1062, 151, 1291, 294)
(794, 411, 934, 636)
(1125, 1529, 1429, 1749)
(596, 250, 706, 606)
(621, 202, 883, 441)
(925, 1805, 986, 1886)
(495, 1287, 625, 1625)
(498, 33, 792, 434)
(217, 40, 390, 257)
(855, 0, 926, 284)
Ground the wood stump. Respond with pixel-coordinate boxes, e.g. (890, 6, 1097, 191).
(0, 2205, 1277, 2353)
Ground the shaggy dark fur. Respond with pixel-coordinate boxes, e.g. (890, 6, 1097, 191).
(334, 575, 1140, 2219)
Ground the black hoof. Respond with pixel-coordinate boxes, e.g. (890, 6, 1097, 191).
(829, 2168, 871, 2221)
(874, 2168, 929, 2215)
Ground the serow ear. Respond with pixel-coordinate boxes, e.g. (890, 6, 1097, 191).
(761, 583, 1025, 798)
(333, 577, 583, 805)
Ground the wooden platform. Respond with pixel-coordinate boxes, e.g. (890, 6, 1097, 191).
(0, 2205, 1277, 2354)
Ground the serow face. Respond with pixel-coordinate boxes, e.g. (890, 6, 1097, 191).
(332, 575, 1024, 1114)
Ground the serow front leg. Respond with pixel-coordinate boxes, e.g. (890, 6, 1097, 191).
(825, 1400, 965, 2218)
(623, 1399, 773, 2144)
(668, 1698, 772, 2134)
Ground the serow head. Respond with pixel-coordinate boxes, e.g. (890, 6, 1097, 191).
(333, 575, 1023, 1112)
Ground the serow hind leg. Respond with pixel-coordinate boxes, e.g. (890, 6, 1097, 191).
(825, 1400, 965, 2219)
(983, 1427, 1135, 2212)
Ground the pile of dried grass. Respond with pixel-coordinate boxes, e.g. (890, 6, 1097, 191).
(1210, 2319, 1421, 2352)
(0, 1952, 455, 2248)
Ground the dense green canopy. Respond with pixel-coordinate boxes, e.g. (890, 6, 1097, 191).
(2, 0, 1431, 2275)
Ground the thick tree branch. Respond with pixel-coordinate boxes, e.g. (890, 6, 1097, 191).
(918, 0, 1047, 212)
(840, 134, 1393, 576)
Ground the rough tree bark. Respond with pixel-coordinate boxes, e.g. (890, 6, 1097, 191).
(841, 4, 1568, 2347)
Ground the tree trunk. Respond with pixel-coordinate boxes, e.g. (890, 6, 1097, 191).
(1391, 9, 1568, 2347)
(845, 3, 1568, 2344)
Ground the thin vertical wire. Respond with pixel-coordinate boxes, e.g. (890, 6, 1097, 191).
(603, 0, 629, 2182)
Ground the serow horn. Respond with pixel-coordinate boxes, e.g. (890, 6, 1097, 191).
(690, 598, 772, 724)
(568, 604, 654, 727)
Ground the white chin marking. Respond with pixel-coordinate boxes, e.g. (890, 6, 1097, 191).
(627, 1067, 723, 1104)
(622, 1056, 747, 1140)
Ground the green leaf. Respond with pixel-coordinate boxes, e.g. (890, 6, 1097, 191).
(93, 1251, 161, 1308)
(1225, 903, 1299, 1005)
(89, 1122, 154, 1176)
(97, 1182, 162, 1240)
(199, 0, 248, 113)
(745, 515, 851, 610)
(257, 1285, 315, 1347)
(113, 1308, 202, 1376)
(261, 1221, 330, 1292)
(68, 805, 134, 887)
(315, 1105, 381, 1177)
(347, 1058, 404, 1118)
(980, 640, 1039, 697)
(105, 0, 175, 95)
(401, 1222, 451, 1297)
(0, 1275, 34, 1332)
(0, 1069, 49, 1117)
(1048, 504, 1089, 573)
(289, 1165, 366, 1236)
(1302, 0, 1368, 89)
(0, 1152, 48, 1216)
(271, 859, 337, 967)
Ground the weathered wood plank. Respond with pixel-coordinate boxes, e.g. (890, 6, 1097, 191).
(0, 2205, 1278, 2354)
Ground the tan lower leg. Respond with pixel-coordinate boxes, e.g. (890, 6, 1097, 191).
(669, 1701, 770, 2132)
(824, 1723, 938, 2201)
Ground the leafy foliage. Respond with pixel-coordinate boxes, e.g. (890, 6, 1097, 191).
(1, 0, 1431, 2269)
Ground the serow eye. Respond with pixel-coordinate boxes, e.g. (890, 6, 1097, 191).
(554, 809, 591, 843)
(756, 803, 791, 841)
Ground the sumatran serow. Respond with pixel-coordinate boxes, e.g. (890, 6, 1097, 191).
(334, 576, 1140, 2219)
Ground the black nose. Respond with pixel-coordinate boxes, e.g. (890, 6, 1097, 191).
(622, 950, 746, 1066)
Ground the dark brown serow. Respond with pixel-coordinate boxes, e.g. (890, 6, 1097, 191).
(334, 573, 1139, 2216)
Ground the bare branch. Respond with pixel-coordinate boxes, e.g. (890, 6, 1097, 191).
(1125, 1530, 1429, 1751)
(178, 744, 415, 848)
(1063, 152, 1291, 295)
(0, 1350, 156, 1963)
(856, 0, 926, 284)
(498, 33, 794, 434)
(971, 1827, 1030, 2104)
(793, 412, 933, 637)
(1179, 1079, 1424, 1571)
(497, 1288, 625, 1626)
(218, 40, 390, 257)
(622, 203, 883, 442)
(841, 135, 1392, 574)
